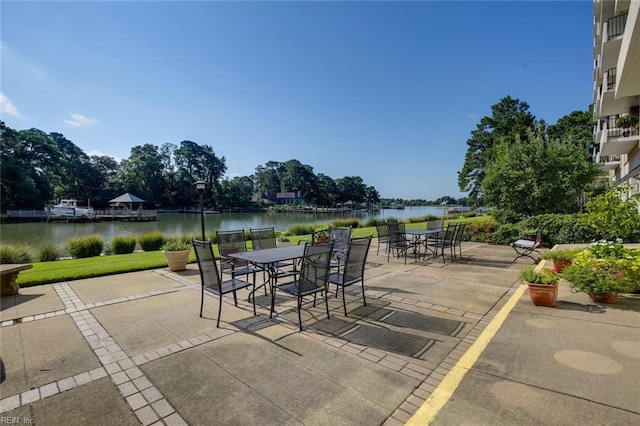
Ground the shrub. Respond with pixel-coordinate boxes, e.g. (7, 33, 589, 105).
(138, 232, 166, 251)
(408, 214, 440, 223)
(110, 236, 137, 254)
(330, 218, 360, 228)
(365, 218, 378, 227)
(0, 243, 33, 263)
(487, 223, 522, 245)
(38, 242, 63, 262)
(68, 235, 104, 258)
(286, 224, 316, 236)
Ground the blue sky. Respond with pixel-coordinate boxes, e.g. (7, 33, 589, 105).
(1, 1, 594, 200)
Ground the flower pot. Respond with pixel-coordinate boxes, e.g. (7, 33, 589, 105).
(527, 282, 558, 307)
(551, 259, 572, 274)
(164, 250, 190, 272)
(588, 291, 617, 304)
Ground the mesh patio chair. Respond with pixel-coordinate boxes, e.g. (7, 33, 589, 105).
(192, 238, 256, 327)
(327, 235, 372, 316)
(453, 222, 466, 260)
(216, 229, 256, 284)
(329, 226, 352, 269)
(430, 222, 458, 263)
(510, 228, 544, 263)
(387, 222, 415, 264)
(275, 241, 334, 331)
(375, 219, 390, 255)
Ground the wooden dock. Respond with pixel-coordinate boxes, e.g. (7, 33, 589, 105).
(3, 209, 157, 223)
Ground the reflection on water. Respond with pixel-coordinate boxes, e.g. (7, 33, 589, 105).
(0, 206, 448, 248)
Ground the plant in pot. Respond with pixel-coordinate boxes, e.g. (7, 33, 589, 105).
(615, 115, 638, 137)
(162, 236, 192, 272)
(542, 249, 579, 273)
(519, 267, 559, 307)
(562, 242, 639, 303)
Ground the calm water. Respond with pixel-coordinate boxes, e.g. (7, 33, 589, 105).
(0, 206, 448, 248)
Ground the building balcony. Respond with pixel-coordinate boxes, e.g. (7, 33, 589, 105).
(598, 154, 621, 171)
(599, 123, 640, 156)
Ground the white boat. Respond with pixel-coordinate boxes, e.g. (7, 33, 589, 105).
(45, 199, 95, 218)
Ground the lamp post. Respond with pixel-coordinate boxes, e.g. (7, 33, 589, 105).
(194, 181, 207, 240)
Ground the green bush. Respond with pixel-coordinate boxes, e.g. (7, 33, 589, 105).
(38, 242, 63, 262)
(408, 214, 440, 223)
(486, 223, 522, 245)
(0, 243, 33, 264)
(138, 232, 166, 251)
(330, 218, 360, 228)
(365, 218, 378, 227)
(161, 236, 192, 251)
(68, 235, 104, 258)
(110, 236, 137, 254)
(286, 224, 316, 236)
(519, 214, 597, 246)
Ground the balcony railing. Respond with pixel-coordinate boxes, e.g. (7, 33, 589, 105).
(599, 155, 621, 163)
(607, 13, 627, 39)
(606, 68, 616, 91)
(608, 125, 639, 138)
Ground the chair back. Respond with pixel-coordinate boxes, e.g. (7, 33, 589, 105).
(216, 229, 249, 271)
(343, 236, 372, 282)
(329, 227, 351, 253)
(454, 222, 466, 244)
(250, 227, 278, 250)
(388, 221, 406, 245)
(375, 220, 389, 238)
(442, 222, 458, 244)
(534, 228, 544, 248)
(298, 241, 334, 294)
(191, 239, 222, 291)
(426, 219, 443, 231)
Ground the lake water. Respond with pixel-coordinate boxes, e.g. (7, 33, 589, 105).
(0, 206, 449, 248)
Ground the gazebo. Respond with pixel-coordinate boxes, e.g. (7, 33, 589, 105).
(109, 193, 145, 212)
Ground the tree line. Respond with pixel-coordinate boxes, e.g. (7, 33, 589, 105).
(0, 122, 380, 210)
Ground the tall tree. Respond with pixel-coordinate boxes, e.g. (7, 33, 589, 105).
(254, 161, 281, 193)
(458, 96, 538, 205)
(546, 106, 594, 151)
(482, 131, 603, 223)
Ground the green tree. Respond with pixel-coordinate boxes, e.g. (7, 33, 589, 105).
(482, 131, 602, 223)
(458, 96, 538, 205)
(254, 161, 281, 193)
(547, 106, 594, 151)
(580, 184, 640, 241)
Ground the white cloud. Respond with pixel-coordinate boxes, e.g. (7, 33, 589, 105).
(0, 92, 24, 118)
(65, 112, 98, 127)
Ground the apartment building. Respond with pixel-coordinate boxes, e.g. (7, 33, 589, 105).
(592, 0, 640, 194)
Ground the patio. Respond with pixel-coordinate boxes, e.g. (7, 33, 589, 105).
(1, 242, 638, 425)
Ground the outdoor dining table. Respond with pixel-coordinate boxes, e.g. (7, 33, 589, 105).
(227, 245, 305, 317)
(397, 229, 442, 259)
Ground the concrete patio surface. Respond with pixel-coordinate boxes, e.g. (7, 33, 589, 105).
(1, 242, 638, 425)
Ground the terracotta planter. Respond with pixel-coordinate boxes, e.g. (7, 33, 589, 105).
(164, 250, 191, 272)
(527, 282, 558, 307)
(551, 259, 572, 274)
(588, 291, 617, 304)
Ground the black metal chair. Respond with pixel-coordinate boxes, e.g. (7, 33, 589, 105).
(375, 219, 390, 255)
(329, 226, 351, 269)
(192, 238, 256, 327)
(327, 235, 372, 316)
(387, 222, 415, 264)
(216, 229, 256, 284)
(275, 241, 334, 331)
(431, 222, 458, 263)
(453, 222, 466, 260)
(510, 228, 544, 263)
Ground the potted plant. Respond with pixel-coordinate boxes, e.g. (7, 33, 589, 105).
(519, 267, 559, 307)
(615, 115, 638, 136)
(162, 237, 192, 271)
(562, 242, 639, 303)
(542, 249, 579, 273)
